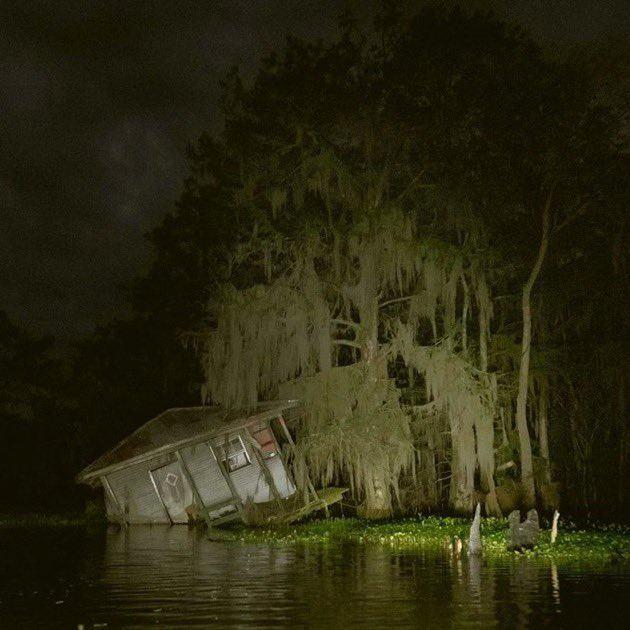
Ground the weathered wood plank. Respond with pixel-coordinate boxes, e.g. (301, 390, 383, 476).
(210, 510, 242, 527)
(175, 449, 212, 527)
(243, 430, 283, 505)
(102, 475, 129, 527)
(278, 487, 346, 524)
(206, 497, 241, 512)
(207, 442, 244, 518)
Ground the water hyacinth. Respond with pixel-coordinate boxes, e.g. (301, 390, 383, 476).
(220, 516, 630, 566)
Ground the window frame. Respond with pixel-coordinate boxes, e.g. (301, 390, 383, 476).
(250, 426, 279, 460)
(214, 434, 251, 473)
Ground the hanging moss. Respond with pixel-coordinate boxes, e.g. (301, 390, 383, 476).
(197, 149, 507, 517)
(389, 328, 501, 515)
(280, 363, 414, 517)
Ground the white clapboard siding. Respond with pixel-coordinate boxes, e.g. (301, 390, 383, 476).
(179, 442, 233, 507)
(106, 454, 172, 524)
(103, 425, 296, 524)
(267, 455, 296, 497)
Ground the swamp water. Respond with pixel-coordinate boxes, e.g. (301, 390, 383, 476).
(0, 525, 628, 628)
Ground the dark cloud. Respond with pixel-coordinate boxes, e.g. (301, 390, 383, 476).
(0, 1, 345, 341)
(1, 0, 628, 341)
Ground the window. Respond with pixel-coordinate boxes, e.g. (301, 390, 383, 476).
(251, 427, 278, 459)
(215, 435, 250, 472)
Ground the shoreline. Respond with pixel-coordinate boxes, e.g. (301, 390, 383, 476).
(0, 513, 93, 528)
(2, 513, 629, 565)
(217, 516, 630, 565)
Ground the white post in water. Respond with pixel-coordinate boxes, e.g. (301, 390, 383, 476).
(468, 502, 482, 556)
(551, 510, 560, 544)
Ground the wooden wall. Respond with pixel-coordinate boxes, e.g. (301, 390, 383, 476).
(102, 422, 295, 524)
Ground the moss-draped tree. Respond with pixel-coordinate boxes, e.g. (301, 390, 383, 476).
(185, 7, 626, 517)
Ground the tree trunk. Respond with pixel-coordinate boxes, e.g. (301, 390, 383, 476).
(515, 193, 551, 508)
(359, 270, 392, 518)
(475, 286, 501, 516)
(618, 377, 626, 509)
(360, 346, 392, 518)
(317, 324, 332, 372)
(449, 440, 475, 513)
(539, 382, 551, 484)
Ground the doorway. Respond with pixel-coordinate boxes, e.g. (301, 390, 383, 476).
(150, 461, 193, 523)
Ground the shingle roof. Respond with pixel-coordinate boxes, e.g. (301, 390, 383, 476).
(77, 400, 300, 483)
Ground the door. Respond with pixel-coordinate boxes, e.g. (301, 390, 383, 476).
(150, 461, 193, 523)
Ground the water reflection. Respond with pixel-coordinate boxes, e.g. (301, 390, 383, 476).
(0, 525, 628, 628)
(551, 561, 561, 611)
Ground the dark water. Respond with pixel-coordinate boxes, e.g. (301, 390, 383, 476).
(0, 526, 628, 628)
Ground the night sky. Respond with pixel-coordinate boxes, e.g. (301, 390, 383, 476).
(2, 1, 629, 343)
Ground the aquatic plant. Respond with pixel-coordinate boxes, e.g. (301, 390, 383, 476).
(222, 517, 630, 566)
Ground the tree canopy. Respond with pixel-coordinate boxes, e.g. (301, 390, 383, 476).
(188, 7, 628, 517)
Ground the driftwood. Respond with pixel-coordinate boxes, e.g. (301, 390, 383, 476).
(507, 509, 540, 551)
(468, 502, 482, 556)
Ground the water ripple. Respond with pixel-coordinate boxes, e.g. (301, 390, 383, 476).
(0, 526, 628, 628)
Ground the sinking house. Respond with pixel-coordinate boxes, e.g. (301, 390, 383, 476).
(77, 400, 342, 527)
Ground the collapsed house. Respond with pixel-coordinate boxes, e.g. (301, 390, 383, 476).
(77, 400, 343, 527)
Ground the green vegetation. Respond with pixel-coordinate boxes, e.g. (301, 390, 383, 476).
(219, 517, 630, 565)
(2, 511, 628, 566)
(0, 501, 107, 528)
(0, 513, 88, 528)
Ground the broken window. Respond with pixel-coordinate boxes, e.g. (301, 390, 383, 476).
(251, 427, 278, 459)
(216, 434, 250, 472)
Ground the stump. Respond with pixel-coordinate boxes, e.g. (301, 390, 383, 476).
(468, 502, 483, 556)
(507, 509, 540, 551)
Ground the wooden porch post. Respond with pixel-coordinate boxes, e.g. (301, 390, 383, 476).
(148, 469, 173, 524)
(102, 475, 128, 527)
(175, 449, 212, 528)
(277, 415, 321, 506)
(271, 420, 297, 491)
(244, 429, 283, 506)
(208, 442, 244, 517)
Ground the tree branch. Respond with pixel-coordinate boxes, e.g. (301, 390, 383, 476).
(332, 339, 362, 349)
(552, 200, 589, 235)
(379, 295, 419, 309)
(524, 189, 553, 296)
(331, 318, 358, 329)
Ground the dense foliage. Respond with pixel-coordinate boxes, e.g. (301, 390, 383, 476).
(190, 8, 629, 518)
(0, 312, 79, 510)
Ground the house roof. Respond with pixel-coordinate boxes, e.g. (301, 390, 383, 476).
(76, 399, 300, 484)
